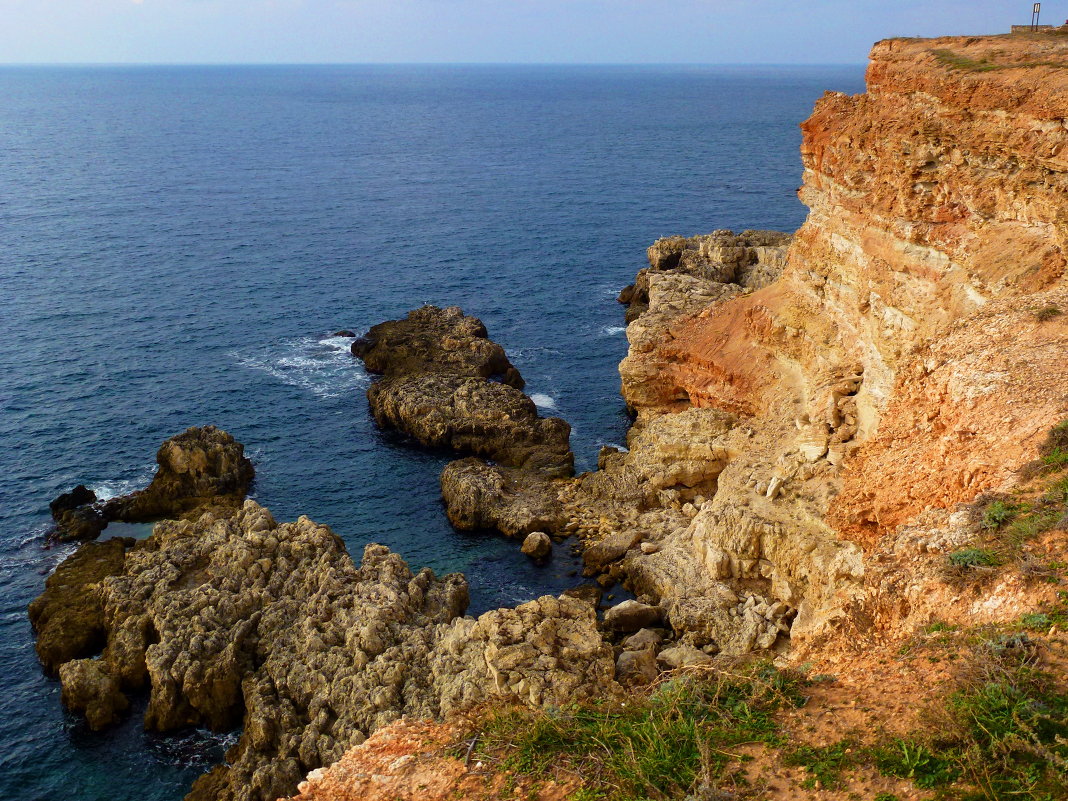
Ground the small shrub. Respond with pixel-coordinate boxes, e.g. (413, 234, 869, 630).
(948, 548, 1001, 569)
(982, 500, 1017, 530)
(1034, 305, 1062, 322)
(1042, 447, 1068, 467)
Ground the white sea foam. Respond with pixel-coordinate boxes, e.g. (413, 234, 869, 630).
(89, 464, 154, 501)
(233, 334, 368, 399)
(600, 325, 626, 336)
(529, 393, 557, 410)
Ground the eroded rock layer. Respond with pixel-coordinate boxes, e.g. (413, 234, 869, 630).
(353, 305, 573, 477)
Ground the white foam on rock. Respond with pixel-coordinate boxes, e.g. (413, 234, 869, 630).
(529, 393, 557, 410)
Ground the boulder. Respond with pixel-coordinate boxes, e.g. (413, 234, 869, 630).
(622, 627, 663, 651)
(333, 330, 356, 338)
(603, 600, 662, 633)
(583, 529, 643, 574)
(615, 648, 659, 686)
(656, 644, 713, 670)
(520, 532, 552, 560)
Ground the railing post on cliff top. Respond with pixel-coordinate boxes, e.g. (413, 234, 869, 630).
(1032, 2, 1042, 32)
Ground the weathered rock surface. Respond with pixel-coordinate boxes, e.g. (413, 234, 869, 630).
(59, 657, 129, 730)
(352, 304, 522, 386)
(353, 306, 573, 478)
(615, 647, 658, 686)
(49, 426, 254, 541)
(603, 600, 661, 633)
(440, 458, 565, 537)
(37, 500, 618, 801)
(28, 537, 130, 673)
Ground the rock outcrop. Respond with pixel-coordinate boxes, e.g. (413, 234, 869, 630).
(37, 500, 618, 801)
(49, 426, 254, 541)
(353, 306, 572, 477)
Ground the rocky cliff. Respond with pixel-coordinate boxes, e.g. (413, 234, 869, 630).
(606, 34, 1068, 648)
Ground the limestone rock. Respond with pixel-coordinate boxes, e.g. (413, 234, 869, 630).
(351, 305, 520, 386)
(603, 600, 661, 633)
(353, 306, 573, 478)
(368, 374, 573, 477)
(656, 644, 713, 670)
(440, 458, 564, 536)
(583, 529, 642, 574)
(50, 426, 254, 541)
(520, 532, 552, 559)
(37, 501, 617, 801)
(59, 658, 129, 730)
(622, 628, 663, 651)
(28, 537, 130, 673)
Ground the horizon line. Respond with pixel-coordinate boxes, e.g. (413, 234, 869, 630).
(0, 60, 868, 68)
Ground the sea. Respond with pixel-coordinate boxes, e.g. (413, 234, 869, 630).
(0, 64, 865, 800)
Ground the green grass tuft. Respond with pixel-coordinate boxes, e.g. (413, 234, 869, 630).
(476, 664, 809, 801)
(783, 740, 853, 789)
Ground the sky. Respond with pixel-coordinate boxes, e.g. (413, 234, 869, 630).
(0, 0, 1054, 64)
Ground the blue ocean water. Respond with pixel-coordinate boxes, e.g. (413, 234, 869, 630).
(0, 64, 864, 800)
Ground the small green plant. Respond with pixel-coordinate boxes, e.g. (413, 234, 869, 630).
(1035, 305, 1063, 322)
(873, 794, 900, 801)
(924, 621, 958, 634)
(871, 738, 959, 788)
(784, 740, 853, 789)
(948, 548, 1001, 569)
(982, 500, 1017, 530)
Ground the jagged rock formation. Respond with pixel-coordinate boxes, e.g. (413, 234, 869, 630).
(48, 425, 254, 541)
(353, 306, 573, 477)
(37, 500, 618, 801)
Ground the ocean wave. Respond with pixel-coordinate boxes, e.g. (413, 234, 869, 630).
(600, 325, 626, 336)
(232, 334, 368, 400)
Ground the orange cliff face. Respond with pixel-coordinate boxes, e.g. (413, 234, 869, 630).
(625, 35, 1068, 549)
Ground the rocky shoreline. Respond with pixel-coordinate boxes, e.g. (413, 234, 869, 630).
(30, 31, 1068, 801)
